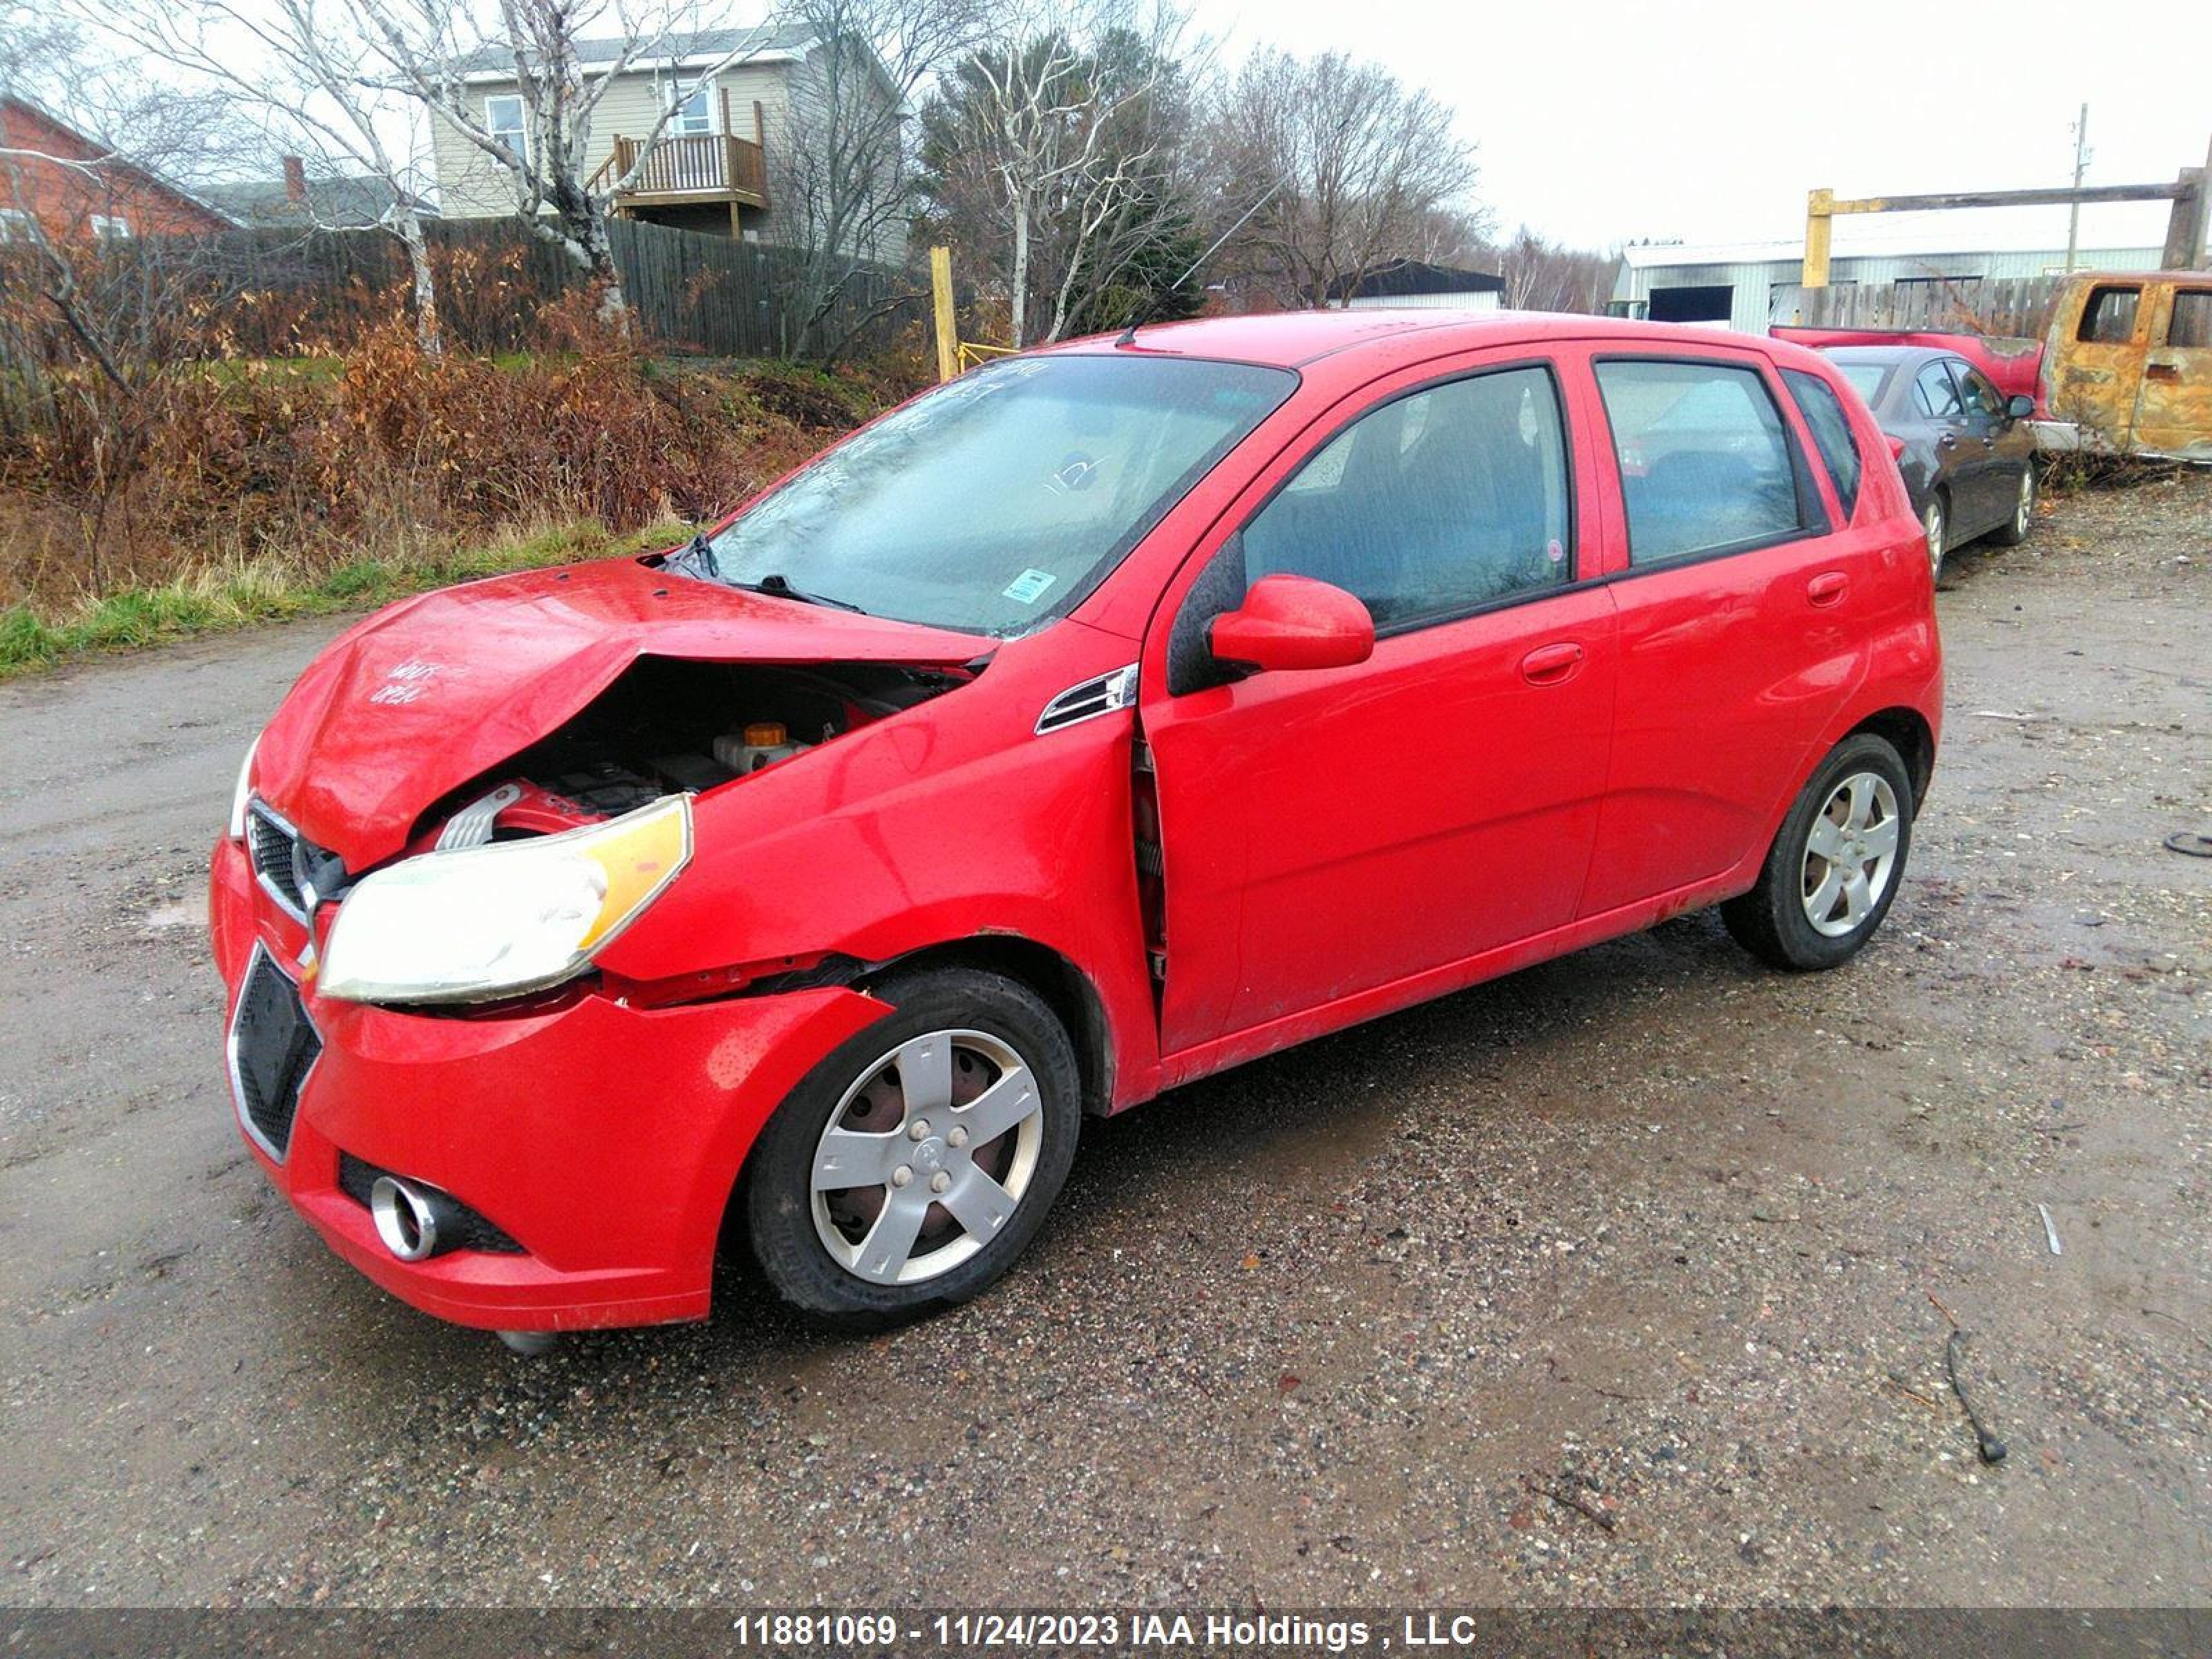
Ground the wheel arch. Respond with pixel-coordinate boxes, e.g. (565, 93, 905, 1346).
(863, 934, 1117, 1118)
(1847, 706, 1935, 814)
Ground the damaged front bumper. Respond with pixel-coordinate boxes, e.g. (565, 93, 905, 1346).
(209, 836, 885, 1332)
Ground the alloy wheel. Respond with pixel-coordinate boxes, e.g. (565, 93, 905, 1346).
(1923, 500, 1947, 580)
(2014, 471, 2035, 538)
(809, 1030, 1044, 1286)
(1801, 771, 1901, 939)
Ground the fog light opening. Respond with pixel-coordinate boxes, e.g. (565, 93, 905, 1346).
(369, 1174, 441, 1262)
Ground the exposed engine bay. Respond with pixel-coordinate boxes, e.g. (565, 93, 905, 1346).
(415, 656, 974, 847)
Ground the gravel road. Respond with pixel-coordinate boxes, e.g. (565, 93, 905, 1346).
(1, 474, 2206, 1609)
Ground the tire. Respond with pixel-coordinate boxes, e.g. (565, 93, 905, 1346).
(744, 967, 1080, 1326)
(1922, 492, 1949, 582)
(1722, 733, 1915, 972)
(1987, 465, 2035, 547)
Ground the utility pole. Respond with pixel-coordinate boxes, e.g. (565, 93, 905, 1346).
(2063, 103, 2090, 272)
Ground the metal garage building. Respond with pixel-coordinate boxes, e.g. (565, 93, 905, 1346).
(1609, 238, 2166, 333)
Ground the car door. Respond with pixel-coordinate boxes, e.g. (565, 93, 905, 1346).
(1949, 358, 2018, 534)
(1138, 355, 1619, 1059)
(2050, 281, 2148, 451)
(2132, 283, 2212, 460)
(1578, 348, 1862, 918)
(1909, 359, 1977, 520)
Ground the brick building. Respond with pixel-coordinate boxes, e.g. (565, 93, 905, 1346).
(0, 95, 232, 243)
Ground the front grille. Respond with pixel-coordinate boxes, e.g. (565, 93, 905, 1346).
(228, 945, 320, 1161)
(336, 1154, 525, 1255)
(245, 800, 348, 922)
(245, 804, 306, 916)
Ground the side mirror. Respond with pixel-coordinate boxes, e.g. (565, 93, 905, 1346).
(2006, 393, 2036, 420)
(1208, 573, 1375, 675)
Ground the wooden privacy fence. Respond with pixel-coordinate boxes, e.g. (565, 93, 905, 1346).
(1794, 275, 2068, 340)
(137, 217, 929, 361)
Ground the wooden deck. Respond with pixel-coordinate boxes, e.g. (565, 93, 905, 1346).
(590, 133, 768, 214)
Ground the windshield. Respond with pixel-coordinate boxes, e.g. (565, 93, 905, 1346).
(698, 355, 1297, 635)
(1836, 362, 1891, 405)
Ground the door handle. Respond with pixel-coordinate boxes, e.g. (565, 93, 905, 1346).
(1938, 433, 1960, 448)
(1519, 641, 1584, 685)
(1807, 571, 1848, 608)
(2146, 362, 2180, 382)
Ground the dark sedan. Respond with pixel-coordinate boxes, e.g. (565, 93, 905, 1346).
(1822, 346, 2038, 579)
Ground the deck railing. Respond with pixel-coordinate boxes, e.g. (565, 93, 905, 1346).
(592, 133, 767, 204)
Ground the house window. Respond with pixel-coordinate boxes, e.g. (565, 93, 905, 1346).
(90, 213, 131, 241)
(486, 94, 528, 164)
(668, 83, 713, 135)
(0, 207, 34, 242)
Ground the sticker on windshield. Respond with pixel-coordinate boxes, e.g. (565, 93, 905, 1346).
(1002, 568, 1057, 605)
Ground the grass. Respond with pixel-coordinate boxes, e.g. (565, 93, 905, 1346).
(0, 516, 690, 679)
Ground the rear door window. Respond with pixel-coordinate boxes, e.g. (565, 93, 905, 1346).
(1783, 368, 1861, 520)
(2078, 285, 2141, 344)
(2167, 290, 2212, 350)
(1595, 359, 1808, 565)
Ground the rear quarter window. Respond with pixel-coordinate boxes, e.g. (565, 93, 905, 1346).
(1783, 368, 1862, 521)
(1595, 359, 1810, 565)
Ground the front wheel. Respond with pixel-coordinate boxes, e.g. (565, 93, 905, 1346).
(1722, 733, 1915, 971)
(744, 967, 1080, 1325)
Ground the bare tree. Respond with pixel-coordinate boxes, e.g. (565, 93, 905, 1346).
(1202, 48, 1477, 309)
(918, 0, 1192, 347)
(1487, 225, 1615, 314)
(349, 0, 782, 316)
(79, 0, 448, 354)
(772, 0, 977, 359)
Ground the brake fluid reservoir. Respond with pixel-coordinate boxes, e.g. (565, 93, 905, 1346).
(714, 722, 807, 774)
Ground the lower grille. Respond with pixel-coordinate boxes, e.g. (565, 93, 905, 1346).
(336, 1154, 525, 1255)
(228, 945, 320, 1161)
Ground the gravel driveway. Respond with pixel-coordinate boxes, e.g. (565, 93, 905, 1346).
(1, 472, 2206, 1610)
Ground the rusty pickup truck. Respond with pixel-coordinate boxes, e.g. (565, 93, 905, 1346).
(1777, 270, 2212, 463)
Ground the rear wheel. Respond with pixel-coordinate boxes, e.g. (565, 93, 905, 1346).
(1722, 733, 1914, 971)
(1922, 493, 1949, 581)
(744, 968, 1080, 1325)
(1988, 466, 2035, 547)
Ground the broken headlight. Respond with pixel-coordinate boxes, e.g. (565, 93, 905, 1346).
(319, 796, 692, 1006)
(227, 733, 261, 841)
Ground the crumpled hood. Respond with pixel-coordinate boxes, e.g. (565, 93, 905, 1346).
(252, 557, 991, 868)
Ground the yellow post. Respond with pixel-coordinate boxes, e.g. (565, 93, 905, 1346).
(1803, 188, 1835, 290)
(930, 246, 958, 384)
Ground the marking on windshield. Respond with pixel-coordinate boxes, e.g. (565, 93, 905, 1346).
(1002, 569, 1058, 604)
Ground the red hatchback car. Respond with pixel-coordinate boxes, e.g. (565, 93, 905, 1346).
(210, 312, 1941, 1344)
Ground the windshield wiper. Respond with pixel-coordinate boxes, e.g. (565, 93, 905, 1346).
(733, 572, 867, 613)
(668, 532, 722, 581)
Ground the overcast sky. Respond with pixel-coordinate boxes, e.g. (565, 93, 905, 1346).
(1199, 0, 2212, 256)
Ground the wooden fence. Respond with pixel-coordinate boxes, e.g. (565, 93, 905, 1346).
(144, 217, 930, 361)
(1794, 275, 2067, 340)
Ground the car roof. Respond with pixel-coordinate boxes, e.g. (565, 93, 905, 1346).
(1042, 308, 1795, 370)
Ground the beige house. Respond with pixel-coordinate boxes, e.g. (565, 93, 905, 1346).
(432, 24, 877, 245)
